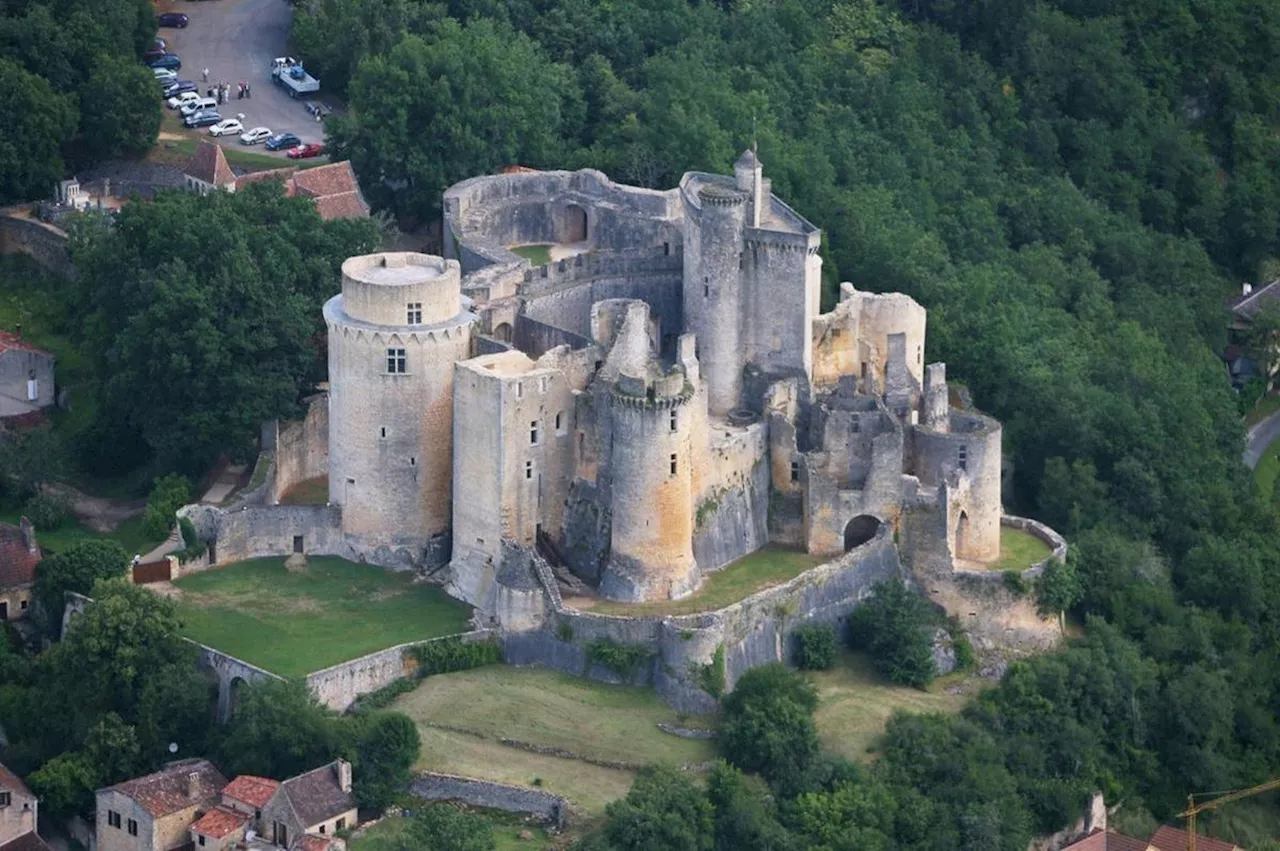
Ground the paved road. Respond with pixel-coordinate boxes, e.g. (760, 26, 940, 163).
(157, 0, 332, 153)
(1244, 410, 1280, 468)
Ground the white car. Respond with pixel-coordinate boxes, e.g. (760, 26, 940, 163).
(239, 127, 272, 145)
(209, 119, 245, 138)
(180, 98, 217, 117)
(153, 68, 178, 83)
(167, 91, 199, 110)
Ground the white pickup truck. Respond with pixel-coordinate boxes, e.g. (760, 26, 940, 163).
(270, 57, 319, 98)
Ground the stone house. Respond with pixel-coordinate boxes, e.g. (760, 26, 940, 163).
(0, 332, 54, 418)
(0, 520, 39, 622)
(0, 762, 43, 851)
(1062, 826, 1241, 851)
(258, 760, 355, 850)
(183, 143, 236, 195)
(218, 774, 279, 824)
(187, 806, 248, 851)
(95, 759, 227, 851)
(184, 142, 369, 221)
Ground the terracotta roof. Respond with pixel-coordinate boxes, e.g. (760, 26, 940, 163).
(0, 331, 50, 356)
(0, 522, 40, 591)
(291, 162, 358, 198)
(222, 775, 281, 809)
(100, 759, 227, 818)
(298, 835, 335, 851)
(1062, 828, 1152, 851)
(0, 833, 53, 851)
(186, 142, 235, 187)
(280, 762, 354, 829)
(312, 191, 369, 220)
(1149, 826, 1237, 851)
(0, 762, 33, 800)
(190, 806, 249, 839)
(235, 167, 298, 194)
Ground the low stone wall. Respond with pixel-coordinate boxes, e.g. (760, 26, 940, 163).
(307, 629, 497, 711)
(505, 527, 900, 713)
(0, 211, 73, 278)
(408, 772, 569, 828)
(1000, 514, 1068, 574)
(179, 502, 344, 565)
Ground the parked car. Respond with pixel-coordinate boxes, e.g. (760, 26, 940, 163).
(163, 81, 197, 98)
(147, 54, 182, 71)
(286, 143, 325, 160)
(167, 91, 200, 109)
(153, 37, 168, 50)
(239, 127, 272, 145)
(209, 119, 244, 137)
(156, 12, 188, 27)
(180, 97, 218, 117)
(153, 68, 178, 83)
(184, 111, 221, 128)
(143, 47, 166, 62)
(264, 132, 301, 152)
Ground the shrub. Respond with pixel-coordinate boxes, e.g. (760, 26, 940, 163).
(847, 579, 937, 688)
(585, 637, 652, 680)
(350, 677, 417, 712)
(143, 474, 191, 541)
(556, 621, 574, 643)
(179, 516, 199, 550)
(1003, 570, 1030, 596)
(23, 493, 68, 531)
(952, 633, 976, 671)
(792, 623, 838, 670)
(720, 665, 820, 795)
(696, 643, 726, 698)
(409, 635, 502, 677)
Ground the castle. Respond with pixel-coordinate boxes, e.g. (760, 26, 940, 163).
(314, 151, 1007, 606)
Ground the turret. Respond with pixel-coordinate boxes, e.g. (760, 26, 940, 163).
(734, 148, 763, 228)
(921, 362, 948, 432)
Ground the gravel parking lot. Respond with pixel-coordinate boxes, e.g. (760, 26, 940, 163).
(155, 0, 338, 155)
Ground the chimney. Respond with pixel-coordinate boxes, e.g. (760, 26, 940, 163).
(19, 517, 37, 554)
(335, 759, 352, 793)
(1244, 282, 1254, 296)
(185, 770, 204, 801)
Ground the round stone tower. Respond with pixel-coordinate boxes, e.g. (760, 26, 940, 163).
(324, 252, 474, 565)
(600, 369, 698, 602)
(682, 182, 747, 417)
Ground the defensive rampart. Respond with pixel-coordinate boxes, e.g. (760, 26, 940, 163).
(408, 773, 569, 828)
(0, 211, 73, 278)
(268, 396, 329, 504)
(178, 503, 343, 565)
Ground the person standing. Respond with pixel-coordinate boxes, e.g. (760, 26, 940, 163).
(202, 67, 210, 82)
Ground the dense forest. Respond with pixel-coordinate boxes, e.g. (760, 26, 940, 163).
(296, 0, 1280, 846)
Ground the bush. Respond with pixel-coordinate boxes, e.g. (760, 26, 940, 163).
(792, 623, 839, 670)
(350, 677, 417, 712)
(952, 634, 976, 671)
(179, 516, 199, 550)
(847, 580, 937, 688)
(696, 644, 725, 698)
(720, 665, 820, 795)
(143, 474, 191, 541)
(585, 637, 652, 680)
(409, 636, 502, 677)
(23, 493, 68, 531)
(1003, 570, 1030, 596)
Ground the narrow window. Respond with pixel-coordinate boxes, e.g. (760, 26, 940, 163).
(407, 302, 422, 325)
(0, 792, 10, 807)
(199, 837, 206, 847)
(516, 382, 523, 398)
(337, 818, 346, 831)
(530, 421, 539, 445)
(540, 377, 548, 393)
(669, 409, 678, 432)
(380, 426, 386, 438)
(554, 411, 563, 432)
(790, 461, 799, 483)
(410, 456, 416, 466)
(108, 811, 120, 828)
(386, 348, 406, 374)
(670, 453, 678, 475)
(128, 819, 138, 837)
(19, 600, 27, 610)
(525, 461, 533, 480)
(916, 345, 922, 364)
(663, 242, 670, 256)
(704, 284, 709, 298)
(958, 444, 968, 471)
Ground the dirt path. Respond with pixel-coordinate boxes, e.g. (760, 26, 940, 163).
(43, 483, 144, 533)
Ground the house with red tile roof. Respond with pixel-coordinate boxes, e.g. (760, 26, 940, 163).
(96, 759, 227, 851)
(1062, 828, 1155, 851)
(220, 775, 281, 817)
(182, 143, 369, 222)
(1148, 825, 1242, 851)
(259, 760, 355, 851)
(0, 762, 45, 851)
(0, 519, 40, 622)
(0, 331, 54, 419)
(187, 806, 249, 851)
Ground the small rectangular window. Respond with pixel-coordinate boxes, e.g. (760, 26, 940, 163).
(540, 377, 548, 393)
(410, 456, 416, 466)
(530, 421, 539, 444)
(199, 836, 206, 847)
(319, 825, 326, 835)
(670, 453, 678, 475)
(704, 285, 709, 298)
(669, 409, 678, 432)
(337, 817, 346, 831)
(0, 792, 10, 807)
(380, 426, 386, 438)
(516, 382, 523, 398)
(958, 445, 968, 471)
(525, 461, 533, 480)
(128, 819, 138, 837)
(19, 600, 27, 610)
(108, 811, 121, 828)
(790, 461, 799, 483)
(663, 242, 670, 256)
(407, 302, 422, 325)
(386, 348, 406, 374)
(917, 345, 922, 364)
(555, 411, 563, 432)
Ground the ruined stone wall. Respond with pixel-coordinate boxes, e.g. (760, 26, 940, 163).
(691, 421, 769, 572)
(269, 395, 329, 504)
(741, 235, 820, 384)
(179, 503, 345, 565)
(408, 774, 568, 828)
(0, 212, 73, 278)
(512, 315, 591, 358)
(913, 410, 1002, 562)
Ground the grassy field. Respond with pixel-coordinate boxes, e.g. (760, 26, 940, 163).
(393, 665, 716, 814)
(0, 508, 161, 557)
(811, 652, 972, 761)
(350, 809, 551, 851)
(279, 476, 328, 505)
(589, 546, 827, 616)
(1245, 391, 1280, 428)
(172, 557, 473, 676)
(509, 244, 553, 265)
(982, 526, 1055, 572)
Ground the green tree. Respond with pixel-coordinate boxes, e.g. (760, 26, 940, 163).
(142, 474, 191, 541)
(79, 55, 161, 159)
(351, 711, 421, 810)
(26, 751, 97, 821)
(719, 665, 820, 795)
(406, 805, 494, 851)
(603, 765, 714, 851)
(792, 623, 839, 670)
(704, 762, 791, 850)
(218, 678, 341, 779)
(0, 427, 67, 498)
(1034, 557, 1083, 633)
(847, 580, 937, 688)
(0, 57, 76, 204)
(33, 539, 129, 635)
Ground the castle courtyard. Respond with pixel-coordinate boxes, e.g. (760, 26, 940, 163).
(172, 557, 473, 676)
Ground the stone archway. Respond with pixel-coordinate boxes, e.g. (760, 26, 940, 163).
(228, 676, 246, 718)
(493, 322, 513, 343)
(955, 510, 970, 556)
(843, 514, 880, 551)
(561, 204, 587, 243)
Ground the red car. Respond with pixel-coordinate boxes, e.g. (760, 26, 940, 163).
(287, 143, 325, 159)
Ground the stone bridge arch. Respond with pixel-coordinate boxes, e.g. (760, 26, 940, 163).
(195, 645, 282, 723)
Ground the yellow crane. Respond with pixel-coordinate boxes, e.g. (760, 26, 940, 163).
(1178, 778, 1280, 851)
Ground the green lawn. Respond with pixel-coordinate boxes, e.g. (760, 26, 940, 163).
(509, 244, 553, 265)
(1256, 443, 1280, 501)
(811, 652, 972, 761)
(979, 525, 1055, 572)
(279, 477, 328, 505)
(1245, 392, 1280, 428)
(589, 546, 828, 617)
(172, 557, 473, 676)
(0, 509, 162, 557)
(350, 808, 551, 851)
(393, 665, 716, 814)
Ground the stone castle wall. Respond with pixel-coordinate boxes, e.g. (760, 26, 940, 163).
(269, 396, 329, 504)
(408, 773, 568, 828)
(691, 422, 770, 573)
(178, 503, 344, 565)
(0, 212, 73, 278)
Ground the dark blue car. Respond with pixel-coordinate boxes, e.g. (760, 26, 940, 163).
(147, 54, 182, 71)
(163, 80, 197, 98)
(265, 132, 301, 152)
